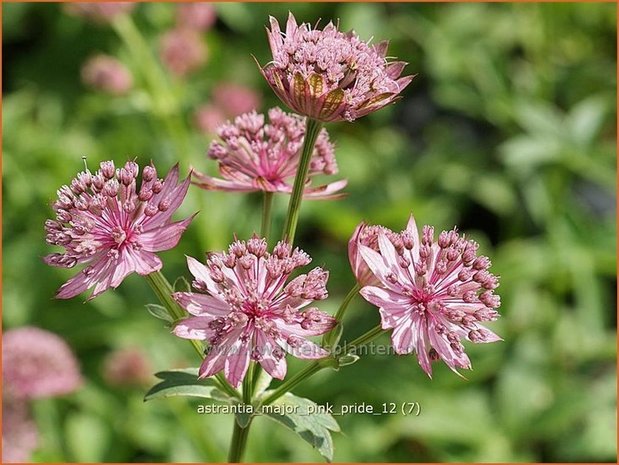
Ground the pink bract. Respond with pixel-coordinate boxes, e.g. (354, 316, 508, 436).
(259, 12, 413, 122)
(192, 107, 347, 199)
(44, 161, 194, 300)
(173, 236, 336, 387)
(357, 215, 502, 377)
(2, 327, 82, 399)
(349, 221, 405, 287)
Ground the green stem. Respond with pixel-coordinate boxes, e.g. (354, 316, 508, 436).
(281, 118, 323, 245)
(112, 14, 194, 163)
(321, 283, 361, 349)
(144, 271, 240, 400)
(261, 191, 274, 239)
(228, 418, 252, 463)
(345, 325, 385, 353)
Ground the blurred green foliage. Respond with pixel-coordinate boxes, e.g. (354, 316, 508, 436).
(3, 2, 616, 462)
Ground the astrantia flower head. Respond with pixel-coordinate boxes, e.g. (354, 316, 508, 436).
(2, 327, 82, 399)
(357, 215, 502, 377)
(176, 2, 217, 31)
(44, 161, 194, 299)
(259, 12, 413, 122)
(173, 236, 336, 387)
(192, 107, 347, 198)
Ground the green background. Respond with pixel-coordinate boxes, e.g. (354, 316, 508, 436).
(3, 2, 616, 462)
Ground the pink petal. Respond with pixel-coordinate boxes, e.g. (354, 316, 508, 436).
(140, 214, 196, 252)
(303, 179, 348, 199)
(255, 331, 287, 380)
(198, 347, 227, 379)
(224, 331, 252, 388)
(124, 248, 162, 276)
(192, 170, 256, 193)
(358, 245, 402, 292)
(173, 292, 230, 316)
(173, 316, 217, 340)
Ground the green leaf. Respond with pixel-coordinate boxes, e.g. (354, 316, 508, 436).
(144, 368, 230, 402)
(261, 392, 340, 462)
(145, 303, 173, 323)
(337, 353, 360, 367)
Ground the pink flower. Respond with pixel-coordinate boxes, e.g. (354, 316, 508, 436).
(173, 236, 336, 387)
(259, 12, 414, 122)
(176, 2, 217, 31)
(2, 327, 82, 399)
(160, 28, 207, 77)
(192, 108, 347, 198)
(357, 215, 502, 377)
(44, 161, 194, 300)
(212, 83, 262, 117)
(2, 397, 38, 463)
(65, 2, 135, 23)
(81, 54, 133, 96)
(349, 221, 405, 287)
(103, 347, 152, 387)
(194, 104, 227, 134)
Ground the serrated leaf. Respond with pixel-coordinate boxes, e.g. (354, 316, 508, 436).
(144, 368, 231, 403)
(145, 303, 173, 323)
(261, 392, 339, 462)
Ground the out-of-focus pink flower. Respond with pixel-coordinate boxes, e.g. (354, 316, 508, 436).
(192, 108, 347, 198)
(176, 2, 216, 31)
(160, 28, 207, 77)
(212, 83, 262, 117)
(103, 347, 152, 387)
(349, 221, 404, 287)
(44, 161, 194, 300)
(173, 236, 336, 387)
(259, 12, 413, 122)
(2, 397, 38, 463)
(81, 55, 133, 96)
(358, 215, 502, 377)
(2, 327, 82, 399)
(65, 2, 135, 23)
(194, 104, 227, 134)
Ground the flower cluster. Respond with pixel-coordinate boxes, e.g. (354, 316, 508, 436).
(44, 161, 193, 299)
(3, 327, 82, 399)
(351, 216, 501, 376)
(3, 327, 82, 463)
(193, 107, 347, 198)
(173, 236, 336, 387)
(260, 13, 413, 122)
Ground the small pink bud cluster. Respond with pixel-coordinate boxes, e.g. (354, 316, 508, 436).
(193, 108, 346, 198)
